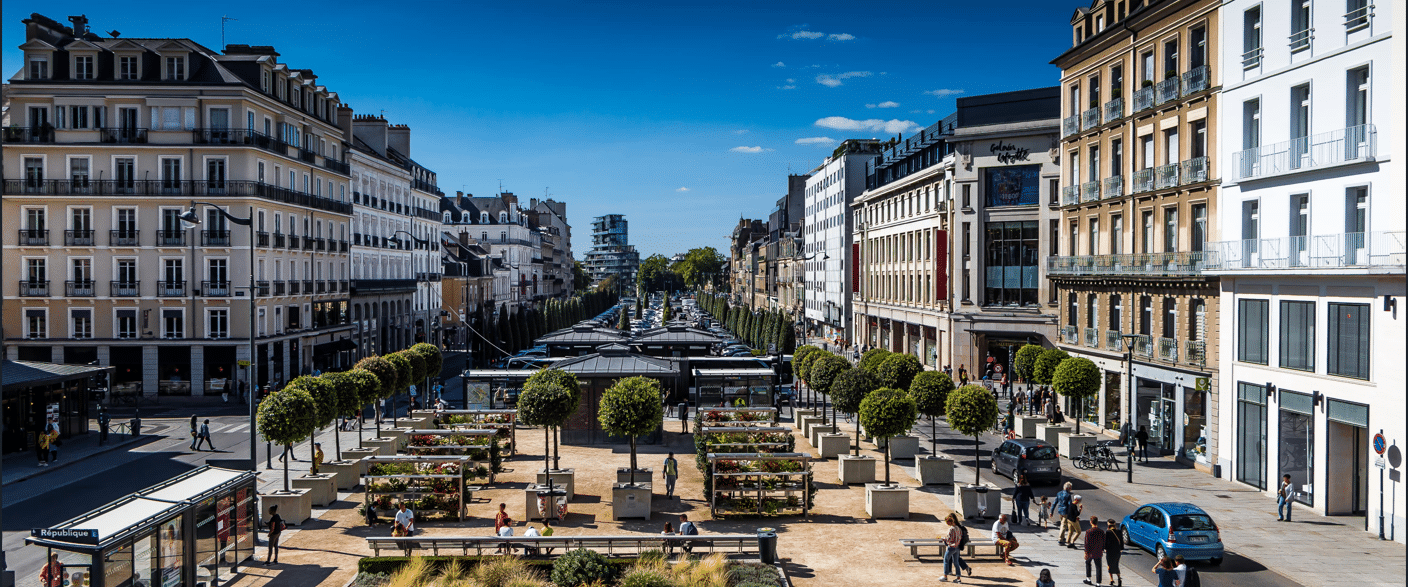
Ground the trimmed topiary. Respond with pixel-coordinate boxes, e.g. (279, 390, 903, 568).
(257, 386, 318, 491)
(1052, 357, 1102, 434)
(551, 548, 618, 587)
(597, 377, 665, 486)
(354, 356, 398, 399)
(946, 384, 999, 485)
(877, 353, 923, 390)
(829, 367, 879, 456)
(1032, 348, 1071, 386)
(908, 370, 956, 456)
(859, 388, 919, 486)
(859, 348, 891, 375)
(1014, 344, 1044, 383)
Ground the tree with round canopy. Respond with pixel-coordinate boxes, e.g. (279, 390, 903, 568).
(808, 353, 850, 426)
(1052, 357, 1102, 434)
(355, 355, 398, 432)
(859, 388, 919, 486)
(287, 375, 337, 468)
(1031, 348, 1070, 388)
(791, 345, 822, 408)
(383, 353, 413, 424)
(597, 376, 665, 486)
(344, 368, 383, 445)
(257, 386, 318, 491)
(1014, 344, 1044, 385)
(317, 371, 362, 460)
(946, 384, 999, 485)
(525, 368, 583, 469)
(908, 370, 956, 456)
(518, 381, 575, 492)
(877, 353, 923, 390)
(859, 348, 891, 375)
(829, 367, 879, 456)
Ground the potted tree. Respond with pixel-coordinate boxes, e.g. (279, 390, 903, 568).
(286, 375, 338, 506)
(859, 348, 891, 376)
(355, 355, 398, 435)
(946, 384, 1000, 519)
(519, 381, 575, 513)
(339, 368, 384, 472)
(1052, 356, 1102, 458)
(859, 388, 918, 519)
(383, 353, 414, 426)
(908, 371, 955, 485)
(316, 371, 364, 490)
(598, 376, 664, 521)
(808, 353, 849, 445)
(876, 354, 924, 458)
(791, 345, 821, 412)
(397, 350, 428, 423)
(1033, 348, 1073, 445)
(1013, 343, 1046, 436)
(830, 368, 878, 484)
(257, 386, 318, 524)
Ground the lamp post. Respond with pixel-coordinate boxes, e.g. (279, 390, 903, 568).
(181, 202, 258, 471)
(392, 230, 433, 402)
(1121, 332, 1140, 483)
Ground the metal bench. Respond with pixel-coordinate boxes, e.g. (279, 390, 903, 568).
(898, 538, 947, 560)
(366, 534, 761, 558)
(966, 542, 1003, 557)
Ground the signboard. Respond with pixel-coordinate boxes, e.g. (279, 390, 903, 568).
(32, 528, 99, 545)
(984, 165, 1041, 207)
(238, 360, 250, 367)
(1376, 456, 1386, 469)
(1373, 432, 1387, 455)
(768, 343, 777, 354)
(1195, 377, 1210, 391)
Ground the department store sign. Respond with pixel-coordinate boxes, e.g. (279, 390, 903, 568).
(990, 141, 1030, 164)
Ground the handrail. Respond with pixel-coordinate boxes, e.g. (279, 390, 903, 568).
(365, 534, 762, 558)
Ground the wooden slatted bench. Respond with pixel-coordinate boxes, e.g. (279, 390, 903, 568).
(899, 538, 947, 560)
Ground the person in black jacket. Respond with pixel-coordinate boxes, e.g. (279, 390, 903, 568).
(1105, 519, 1124, 587)
(1013, 474, 1035, 526)
(1135, 426, 1150, 462)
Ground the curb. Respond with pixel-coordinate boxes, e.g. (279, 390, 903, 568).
(3, 430, 160, 487)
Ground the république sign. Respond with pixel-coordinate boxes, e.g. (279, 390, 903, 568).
(990, 141, 1030, 164)
(31, 528, 100, 545)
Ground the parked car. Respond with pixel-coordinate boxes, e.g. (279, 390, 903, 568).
(1122, 503, 1224, 564)
(991, 438, 1062, 485)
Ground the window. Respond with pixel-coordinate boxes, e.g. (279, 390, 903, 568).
(1110, 295, 1123, 332)
(1088, 146, 1100, 182)
(116, 309, 137, 339)
(1243, 6, 1263, 68)
(70, 106, 89, 129)
(1163, 128, 1180, 165)
(1140, 295, 1153, 335)
(1164, 207, 1178, 252)
(1237, 299, 1270, 364)
(1237, 382, 1269, 489)
(1279, 301, 1316, 371)
(1162, 297, 1177, 339)
(120, 56, 138, 79)
(1089, 218, 1100, 255)
(1190, 25, 1207, 69)
(71, 310, 92, 339)
(1190, 204, 1206, 253)
(1070, 222, 1079, 256)
(985, 166, 1041, 206)
(165, 56, 185, 80)
(1140, 50, 1155, 83)
(26, 309, 46, 338)
(1087, 294, 1099, 328)
(70, 158, 91, 187)
(1163, 38, 1179, 78)
(73, 55, 94, 80)
(1141, 210, 1154, 253)
(1110, 139, 1123, 178)
(1111, 215, 1124, 255)
(1190, 120, 1207, 159)
(163, 309, 184, 339)
(1291, 0, 1312, 52)
(28, 57, 48, 80)
(1327, 303, 1369, 379)
(983, 221, 1039, 306)
(209, 309, 229, 339)
(1068, 292, 1078, 326)
(1140, 134, 1154, 169)
(1347, 66, 1369, 129)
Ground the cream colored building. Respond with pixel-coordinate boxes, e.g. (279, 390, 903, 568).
(4, 15, 353, 395)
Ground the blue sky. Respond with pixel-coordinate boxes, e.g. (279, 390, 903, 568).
(5, 1, 1078, 259)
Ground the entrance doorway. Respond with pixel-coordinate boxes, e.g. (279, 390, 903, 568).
(1327, 420, 1369, 517)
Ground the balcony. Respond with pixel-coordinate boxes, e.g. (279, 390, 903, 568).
(274, 281, 286, 296)
(1132, 168, 1154, 193)
(1234, 124, 1376, 181)
(412, 179, 443, 195)
(100, 128, 148, 143)
(1102, 176, 1123, 199)
(18, 229, 49, 246)
(257, 231, 270, 247)
(1103, 97, 1124, 124)
(1154, 163, 1180, 189)
(351, 278, 417, 295)
(65, 280, 97, 297)
(2, 126, 54, 143)
(1084, 327, 1099, 348)
(1242, 47, 1264, 70)
(1046, 251, 1211, 277)
(0, 179, 352, 214)
(288, 280, 300, 295)
(1185, 340, 1206, 366)
(64, 230, 95, 246)
(321, 158, 350, 174)
(1157, 337, 1179, 361)
(201, 230, 231, 246)
(288, 236, 301, 250)
(316, 281, 327, 294)
(302, 280, 314, 292)
(111, 230, 140, 247)
(1105, 329, 1124, 351)
(339, 240, 349, 253)
(1133, 85, 1154, 112)
(315, 238, 326, 251)
(1155, 77, 1180, 105)
(1345, 4, 1373, 31)
(1133, 334, 1152, 357)
(1061, 325, 1078, 344)
(339, 281, 349, 292)
(1181, 65, 1209, 95)
(303, 238, 315, 251)
(298, 149, 317, 164)
(157, 281, 186, 297)
(1180, 156, 1208, 183)
(110, 281, 140, 297)
(1061, 185, 1080, 206)
(19, 281, 49, 297)
(1062, 115, 1079, 137)
(1204, 231, 1405, 272)
(157, 230, 186, 247)
(1289, 28, 1313, 53)
(256, 281, 271, 296)
(273, 233, 286, 248)
(202, 281, 232, 297)
(1081, 108, 1100, 131)
(1080, 181, 1100, 203)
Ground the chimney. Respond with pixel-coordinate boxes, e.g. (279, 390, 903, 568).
(336, 104, 355, 142)
(68, 15, 88, 37)
(387, 124, 411, 157)
(352, 114, 388, 154)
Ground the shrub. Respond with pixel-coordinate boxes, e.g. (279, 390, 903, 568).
(1032, 348, 1071, 386)
(877, 353, 923, 390)
(355, 356, 398, 399)
(1052, 357, 1102, 434)
(859, 348, 891, 375)
(551, 548, 618, 587)
(384, 353, 413, 392)
(409, 343, 444, 378)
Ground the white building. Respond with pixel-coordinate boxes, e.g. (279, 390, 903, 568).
(803, 139, 880, 346)
(441, 192, 543, 313)
(1210, 0, 1402, 541)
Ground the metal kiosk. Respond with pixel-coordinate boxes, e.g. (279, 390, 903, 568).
(25, 466, 258, 587)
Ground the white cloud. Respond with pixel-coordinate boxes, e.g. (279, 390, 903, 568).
(927, 109, 935, 114)
(795, 137, 837, 146)
(772, 61, 786, 68)
(816, 71, 872, 87)
(730, 146, 771, 153)
(786, 78, 795, 83)
(676, 187, 690, 192)
(779, 30, 824, 40)
(777, 85, 797, 90)
(865, 101, 900, 109)
(778, 26, 852, 41)
(827, 33, 855, 41)
(924, 88, 965, 97)
(814, 116, 921, 134)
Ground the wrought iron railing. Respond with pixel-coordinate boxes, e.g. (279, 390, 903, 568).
(2, 126, 55, 143)
(273, 233, 286, 248)
(321, 158, 350, 174)
(1102, 176, 1123, 199)
(1155, 163, 1180, 189)
(1061, 325, 1078, 344)
(1085, 327, 1100, 348)
(1062, 115, 1079, 137)
(1157, 337, 1179, 361)
(18, 229, 49, 246)
(256, 281, 271, 296)
(274, 281, 286, 296)
(257, 231, 270, 247)
(157, 230, 186, 246)
(1185, 340, 1206, 366)
(1134, 334, 1152, 357)
(65, 230, 95, 246)
(1156, 77, 1180, 104)
(1132, 168, 1153, 193)
(1046, 251, 1212, 277)
(1181, 65, 1209, 95)
(1181, 156, 1208, 183)
(111, 230, 140, 246)
(1133, 86, 1154, 112)
(1106, 330, 1124, 351)
(202, 281, 232, 297)
(157, 281, 186, 297)
(201, 230, 231, 246)
(1204, 231, 1405, 271)
(100, 128, 148, 143)
(18, 281, 49, 297)
(1081, 181, 1100, 203)
(1081, 108, 1100, 131)
(288, 280, 300, 295)
(1, 179, 352, 214)
(1234, 124, 1377, 181)
(1062, 185, 1080, 206)
(111, 281, 140, 297)
(1103, 97, 1124, 123)
(65, 280, 96, 297)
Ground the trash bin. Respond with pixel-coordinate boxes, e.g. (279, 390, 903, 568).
(756, 527, 777, 565)
(973, 485, 990, 518)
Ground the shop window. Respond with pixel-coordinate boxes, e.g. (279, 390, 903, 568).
(1237, 299, 1269, 364)
(1278, 301, 1315, 371)
(983, 221, 1039, 307)
(1327, 303, 1369, 379)
(1236, 382, 1268, 490)
(1279, 391, 1315, 506)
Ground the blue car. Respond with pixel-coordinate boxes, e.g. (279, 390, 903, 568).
(1121, 502, 1224, 565)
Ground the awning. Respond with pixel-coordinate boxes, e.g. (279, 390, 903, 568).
(313, 339, 357, 355)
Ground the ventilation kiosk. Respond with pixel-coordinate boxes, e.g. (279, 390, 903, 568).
(25, 466, 257, 587)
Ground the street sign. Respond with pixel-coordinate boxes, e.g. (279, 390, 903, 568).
(1373, 432, 1387, 455)
(1194, 377, 1210, 391)
(238, 360, 251, 367)
(768, 343, 777, 354)
(31, 528, 99, 545)
(1376, 457, 1386, 469)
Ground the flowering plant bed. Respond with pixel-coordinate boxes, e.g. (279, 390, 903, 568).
(438, 409, 517, 453)
(402, 430, 503, 477)
(706, 452, 814, 518)
(696, 407, 779, 426)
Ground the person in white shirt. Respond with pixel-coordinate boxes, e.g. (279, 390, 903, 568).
(393, 502, 415, 537)
(992, 513, 1019, 565)
(1173, 554, 1187, 586)
(522, 524, 541, 555)
(495, 517, 514, 554)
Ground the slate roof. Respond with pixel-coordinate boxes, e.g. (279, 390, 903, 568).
(3, 360, 108, 391)
(631, 326, 721, 345)
(553, 345, 680, 377)
(535, 325, 627, 345)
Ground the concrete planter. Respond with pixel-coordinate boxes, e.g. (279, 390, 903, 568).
(914, 456, 955, 485)
(817, 433, 850, 458)
(839, 455, 877, 484)
(617, 467, 653, 485)
(865, 483, 910, 519)
(953, 482, 1002, 520)
(793, 409, 817, 429)
(611, 483, 652, 521)
(380, 427, 408, 444)
(363, 437, 397, 456)
(259, 489, 312, 525)
(523, 483, 569, 521)
(1036, 424, 1071, 447)
(321, 460, 362, 490)
(399, 416, 432, 430)
(810, 423, 838, 448)
(800, 416, 824, 438)
(341, 448, 377, 473)
(292, 473, 337, 506)
(536, 469, 575, 501)
(1059, 432, 1097, 459)
(887, 435, 920, 460)
(1015, 415, 1042, 438)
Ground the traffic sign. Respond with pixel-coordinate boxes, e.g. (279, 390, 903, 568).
(1376, 457, 1386, 469)
(1373, 432, 1387, 455)
(768, 343, 777, 354)
(238, 360, 251, 367)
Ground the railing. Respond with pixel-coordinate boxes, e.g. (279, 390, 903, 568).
(257, 231, 270, 247)
(1181, 156, 1208, 184)
(18, 229, 49, 246)
(1046, 251, 1211, 277)
(157, 281, 186, 297)
(1204, 231, 1405, 271)
(18, 281, 49, 297)
(1081, 108, 1100, 131)
(157, 230, 186, 246)
(288, 280, 300, 295)
(321, 158, 350, 174)
(339, 240, 349, 252)
(273, 233, 286, 248)
(111, 281, 140, 297)
(1155, 163, 1180, 189)
(298, 149, 317, 163)
(1289, 28, 1313, 52)
(303, 238, 315, 250)
(1062, 115, 1079, 137)
(365, 534, 762, 558)
(100, 128, 148, 143)
(339, 280, 349, 292)
(1133, 85, 1154, 112)
(111, 230, 140, 247)
(314, 238, 326, 251)
(1242, 47, 1264, 70)
(1185, 340, 1206, 366)
(65, 230, 95, 246)
(1103, 97, 1124, 123)
(1062, 185, 1080, 206)
(1106, 329, 1124, 351)
(1156, 77, 1180, 104)
(256, 281, 271, 296)
(1081, 181, 1100, 203)
(202, 281, 231, 297)
(1133, 334, 1152, 357)
(302, 280, 314, 293)
(1102, 175, 1123, 199)
(1234, 124, 1377, 181)
(351, 279, 418, 294)
(1, 179, 353, 214)
(202, 230, 231, 246)
(1345, 4, 1373, 31)
(1084, 327, 1099, 348)
(1157, 337, 1179, 361)
(65, 280, 97, 297)
(1061, 325, 1078, 344)
(1181, 65, 1209, 95)
(288, 236, 301, 250)
(412, 179, 443, 196)
(2, 126, 55, 143)
(274, 281, 286, 296)
(316, 281, 327, 294)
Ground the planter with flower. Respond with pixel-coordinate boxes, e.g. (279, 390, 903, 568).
(401, 429, 503, 482)
(437, 409, 518, 455)
(706, 452, 814, 518)
(358, 454, 475, 522)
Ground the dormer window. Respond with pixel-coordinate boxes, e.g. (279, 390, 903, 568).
(292, 88, 300, 109)
(119, 56, 139, 80)
(28, 57, 48, 80)
(499, 212, 508, 223)
(481, 212, 490, 224)
(444, 212, 452, 224)
(165, 56, 185, 80)
(73, 56, 94, 80)
(261, 70, 269, 92)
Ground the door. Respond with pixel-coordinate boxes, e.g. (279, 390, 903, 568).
(210, 108, 230, 142)
(1130, 506, 1155, 548)
(1242, 200, 1260, 267)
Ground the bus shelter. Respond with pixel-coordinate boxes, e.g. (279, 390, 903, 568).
(460, 370, 534, 409)
(25, 466, 257, 587)
(692, 368, 777, 407)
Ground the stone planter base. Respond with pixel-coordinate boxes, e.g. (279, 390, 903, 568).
(536, 469, 575, 501)
(954, 482, 1002, 520)
(914, 456, 955, 485)
(839, 455, 877, 484)
(800, 416, 824, 439)
(292, 473, 337, 506)
(1059, 432, 1097, 459)
(865, 483, 910, 519)
(793, 409, 817, 429)
(810, 424, 837, 449)
(818, 433, 850, 458)
(399, 417, 431, 430)
(321, 460, 362, 490)
(342, 447, 377, 473)
(617, 467, 653, 485)
(259, 489, 312, 525)
(363, 437, 397, 456)
(611, 483, 652, 521)
(1035, 424, 1071, 447)
(1016, 415, 1041, 438)
(380, 428, 408, 444)
(886, 435, 920, 460)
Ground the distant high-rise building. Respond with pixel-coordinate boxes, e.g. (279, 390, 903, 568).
(585, 214, 639, 290)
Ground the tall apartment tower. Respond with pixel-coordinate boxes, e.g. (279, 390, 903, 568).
(585, 214, 639, 291)
(803, 139, 880, 346)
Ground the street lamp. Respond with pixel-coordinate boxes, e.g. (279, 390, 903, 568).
(181, 202, 258, 471)
(1120, 332, 1141, 483)
(391, 230, 434, 406)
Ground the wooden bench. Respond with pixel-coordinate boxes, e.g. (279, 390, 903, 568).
(899, 538, 947, 560)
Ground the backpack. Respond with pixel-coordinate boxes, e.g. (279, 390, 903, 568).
(957, 524, 970, 549)
(1184, 568, 1201, 587)
(680, 522, 698, 536)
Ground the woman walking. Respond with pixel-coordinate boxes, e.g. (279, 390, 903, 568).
(942, 512, 969, 582)
(1105, 518, 1124, 586)
(1013, 475, 1034, 526)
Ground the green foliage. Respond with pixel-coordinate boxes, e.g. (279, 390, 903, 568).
(859, 388, 919, 440)
(1014, 344, 1044, 382)
(1052, 357, 1102, 400)
(345, 368, 385, 408)
(877, 353, 923, 390)
(597, 377, 665, 438)
(945, 384, 998, 437)
(829, 367, 878, 414)
(287, 375, 337, 428)
(398, 350, 428, 384)
(551, 548, 619, 587)
(807, 354, 850, 395)
(517, 382, 574, 428)
(355, 356, 398, 399)
(525, 369, 582, 415)
(318, 371, 362, 417)
(908, 370, 955, 418)
(257, 386, 318, 446)
(859, 348, 892, 375)
(618, 309, 631, 331)
(1032, 348, 1071, 385)
(409, 343, 444, 379)
(384, 353, 413, 392)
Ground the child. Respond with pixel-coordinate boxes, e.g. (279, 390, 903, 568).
(1037, 496, 1052, 528)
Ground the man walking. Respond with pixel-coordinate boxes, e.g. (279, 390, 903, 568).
(195, 419, 216, 451)
(97, 408, 111, 446)
(1084, 516, 1106, 585)
(1055, 482, 1073, 545)
(1135, 426, 1150, 462)
(663, 452, 679, 499)
(189, 414, 199, 449)
(1277, 474, 1295, 521)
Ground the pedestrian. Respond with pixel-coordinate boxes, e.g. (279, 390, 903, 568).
(195, 419, 216, 451)
(992, 513, 1019, 566)
(1277, 473, 1295, 521)
(394, 502, 416, 537)
(1037, 496, 1052, 528)
(36, 428, 49, 467)
(663, 452, 678, 499)
(494, 503, 509, 534)
(1172, 555, 1188, 586)
(1044, 397, 1056, 424)
(959, 366, 968, 387)
(1152, 557, 1176, 587)
(678, 513, 699, 554)
(941, 512, 969, 582)
(39, 552, 64, 587)
(46, 423, 59, 463)
(1036, 568, 1056, 587)
(189, 414, 199, 449)
(265, 505, 285, 565)
(522, 522, 542, 555)
(539, 518, 556, 555)
(1062, 496, 1085, 549)
(1054, 483, 1074, 546)
(97, 408, 111, 446)
(1135, 426, 1150, 462)
(494, 516, 515, 554)
(311, 443, 324, 475)
(1084, 516, 1105, 585)
(130, 410, 142, 437)
(1013, 474, 1034, 526)
(1105, 519, 1124, 587)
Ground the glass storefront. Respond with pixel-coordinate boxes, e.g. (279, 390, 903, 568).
(1278, 391, 1314, 506)
(1183, 388, 1208, 463)
(1136, 379, 1175, 455)
(1236, 382, 1269, 490)
(1103, 371, 1122, 431)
